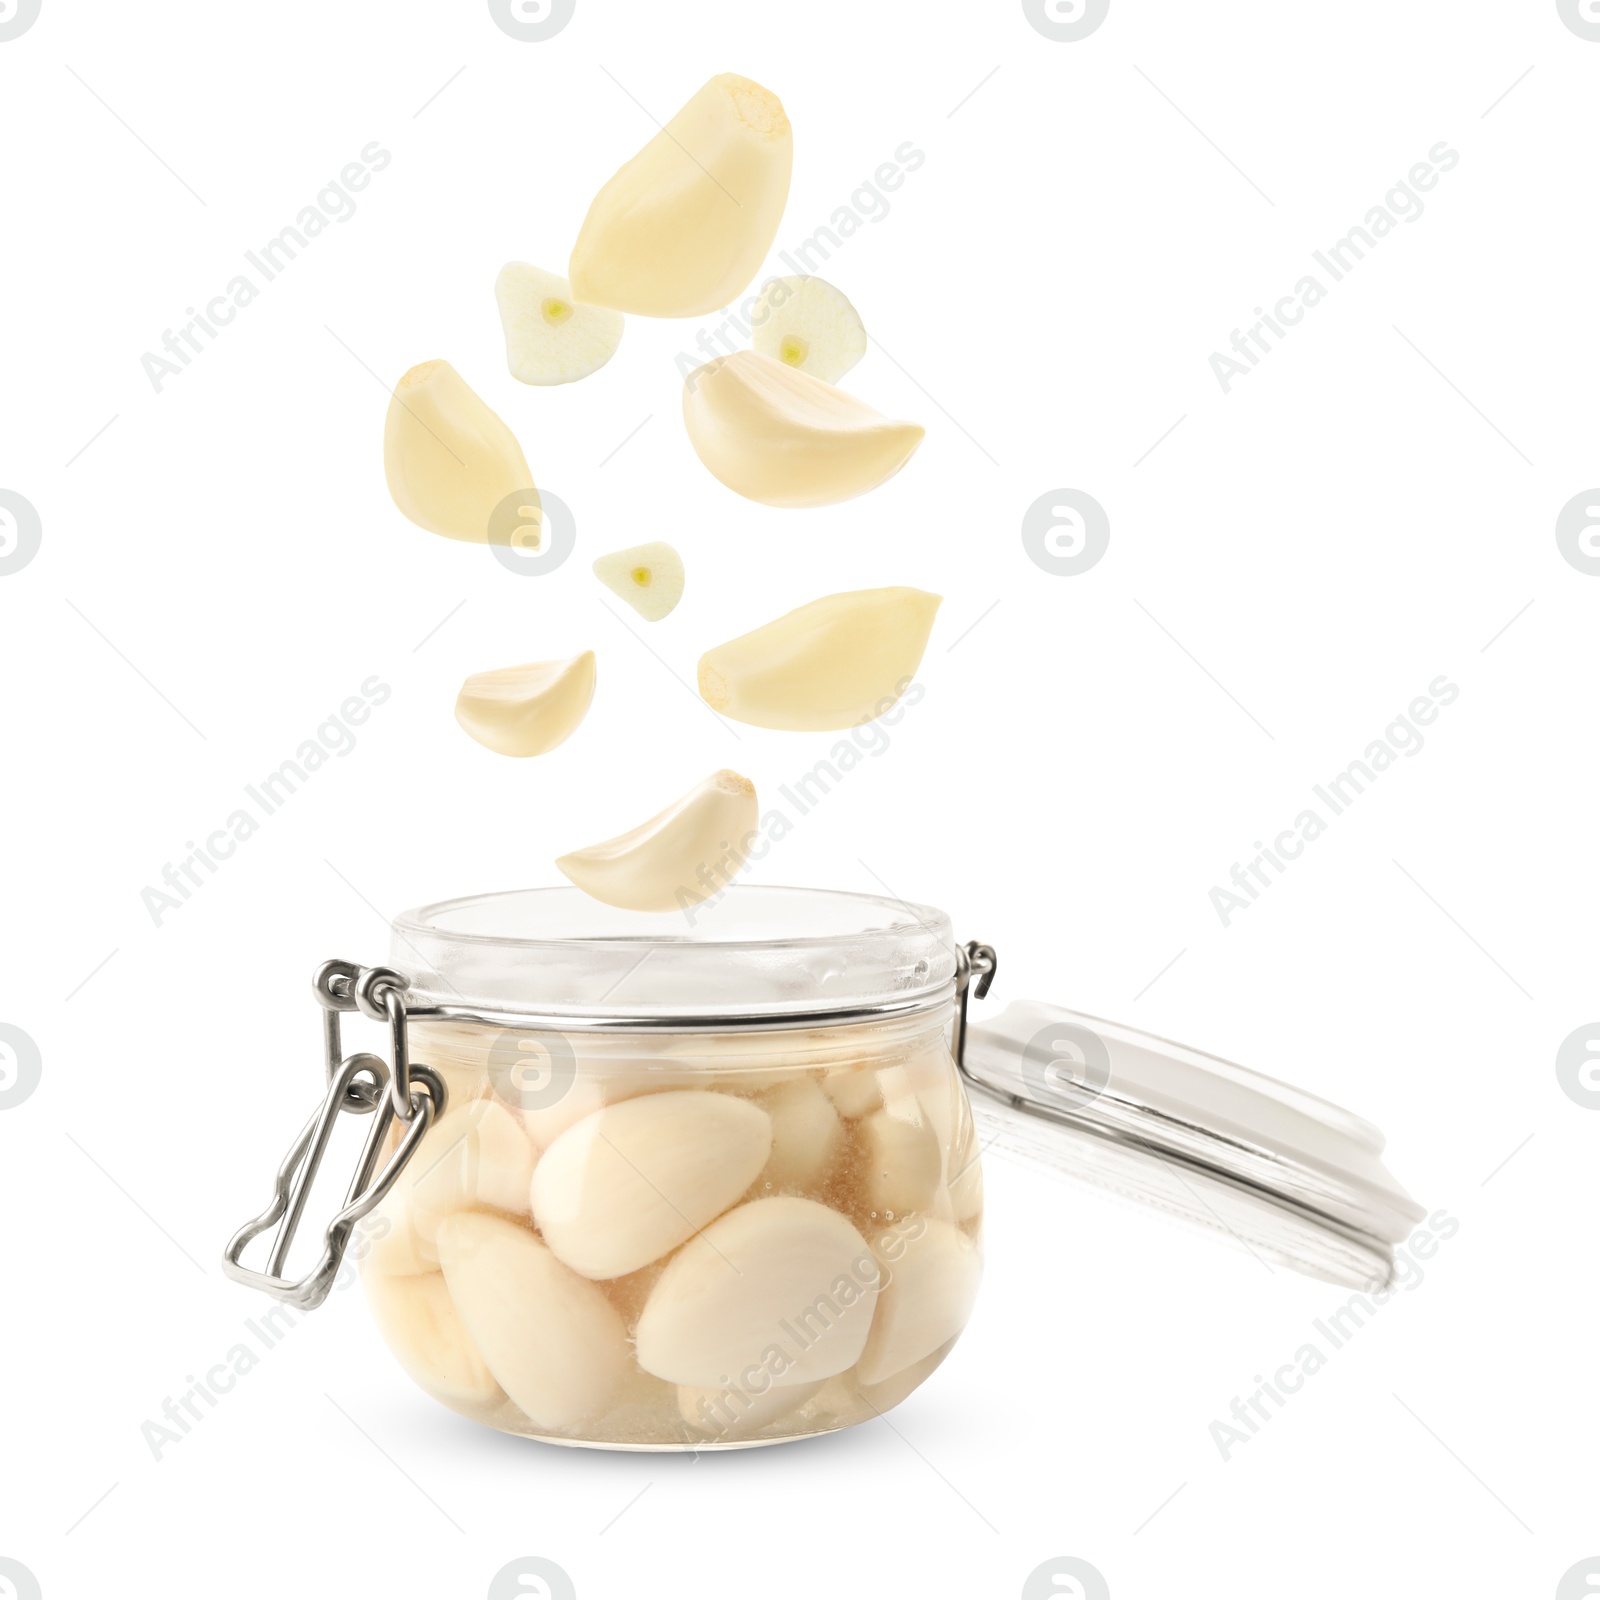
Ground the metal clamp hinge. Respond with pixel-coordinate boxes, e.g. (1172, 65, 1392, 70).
(953, 940, 998, 1074)
(221, 961, 446, 1311)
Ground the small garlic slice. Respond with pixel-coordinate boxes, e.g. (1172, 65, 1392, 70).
(363, 1269, 502, 1408)
(454, 651, 596, 758)
(495, 262, 624, 386)
(435, 1213, 630, 1431)
(856, 1216, 981, 1386)
(556, 769, 758, 913)
(592, 541, 685, 622)
(635, 1197, 879, 1387)
(698, 588, 939, 731)
(751, 276, 867, 384)
(530, 1089, 772, 1279)
(569, 74, 792, 318)
(383, 360, 538, 543)
(682, 350, 922, 508)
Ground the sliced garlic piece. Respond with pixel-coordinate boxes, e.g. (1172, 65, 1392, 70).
(751, 276, 867, 384)
(383, 360, 538, 543)
(494, 262, 624, 386)
(698, 588, 939, 732)
(682, 350, 922, 508)
(454, 651, 596, 758)
(592, 541, 684, 622)
(530, 1089, 772, 1279)
(556, 769, 758, 913)
(363, 1268, 502, 1407)
(635, 1197, 879, 1387)
(757, 1077, 842, 1191)
(367, 1099, 535, 1275)
(569, 74, 792, 318)
(857, 1216, 981, 1385)
(679, 1377, 824, 1440)
(435, 1212, 630, 1431)
(860, 1073, 941, 1216)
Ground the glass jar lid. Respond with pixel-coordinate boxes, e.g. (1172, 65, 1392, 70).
(389, 885, 958, 1027)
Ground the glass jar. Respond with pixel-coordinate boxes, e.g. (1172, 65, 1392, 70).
(224, 885, 1422, 1452)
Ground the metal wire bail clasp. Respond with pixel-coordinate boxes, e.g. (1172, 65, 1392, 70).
(221, 960, 446, 1311)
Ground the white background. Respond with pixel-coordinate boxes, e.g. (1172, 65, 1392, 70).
(2, 1, 1597, 1596)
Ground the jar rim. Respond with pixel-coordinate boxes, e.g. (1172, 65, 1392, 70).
(388, 884, 959, 1021)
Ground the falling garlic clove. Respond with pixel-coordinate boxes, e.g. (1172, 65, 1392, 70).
(454, 651, 596, 758)
(383, 360, 539, 544)
(751, 275, 868, 384)
(569, 74, 793, 318)
(495, 262, 625, 386)
(592, 541, 684, 622)
(698, 587, 939, 732)
(682, 350, 922, 508)
(556, 769, 758, 913)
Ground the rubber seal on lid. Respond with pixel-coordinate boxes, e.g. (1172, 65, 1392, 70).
(963, 1000, 1425, 1291)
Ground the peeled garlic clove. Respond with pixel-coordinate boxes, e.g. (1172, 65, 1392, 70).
(856, 1336, 956, 1414)
(860, 1076, 941, 1216)
(757, 1077, 842, 1191)
(495, 262, 624, 386)
(363, 1268, 502, 1407)
(454, 651, 596, 758)
(368, 1100, 535, 1273)
(682, 350, 922, 508)
(821, 1063, 884, 1119)
(679, 1377, 824, 1440)
(384, 360, 538, 543)
(556, 769, 758, 913)
(569, 73, 792, 318)
(699, 588, 939, 732)
(856, 1216, 981, 1386)
(751, 276, 867, 384)
(635, 1197, 878, 1387)
(531, 1089, 772, 1278)
(592, 541, 684, 622)
(435, 1212, 630, 1431)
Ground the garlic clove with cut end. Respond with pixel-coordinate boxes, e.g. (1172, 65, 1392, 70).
(383, 359, 538, 543)
(592, 541, 684, 622)
(435, 1213, 631, 1432)
(682, 350, 922, 508)
(635, 1197, 879, 1387)
(530, 1089, 772, 1279)
(569, 74, 792, 318)
(751, 276, 868, 384)
(363, 1268, 503, 1408)
(495, 262, 624, 386)
(856, 1216, 981, 1385)
(556, 769, 758, 913)
(698, 588, 939, 732)
(454, 651, 596, 758)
